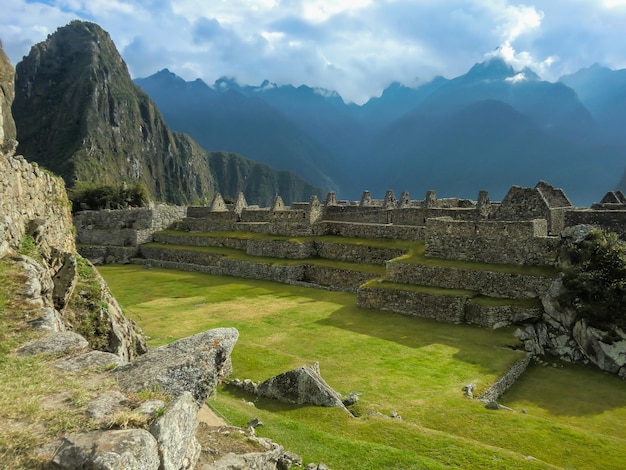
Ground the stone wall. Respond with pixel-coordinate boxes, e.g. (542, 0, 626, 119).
(478, 353, 533, 402)
(0, 153, 75, 259)
(386, 262, 553, 299)
(316, 221, 423, 240)
(465, 301, 542, 328)
(74, 205, 186, 246)
(315, 242, 405, 265)
(357, 284, 469, 323)
(246, 239, 315, 259)
(153, 232, 249, 250)
(140, 245, 226, 267)
(356, 283, 542, 328)
(425, 217, 558, 266)
(565, 209, 626, 238)
(303, 265, 377, 291)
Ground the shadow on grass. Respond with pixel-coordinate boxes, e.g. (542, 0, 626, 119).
(316, 304, 521, 376)
(502, 360, 626, 416)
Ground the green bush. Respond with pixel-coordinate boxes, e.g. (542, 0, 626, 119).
(69, 181, 150, 212)
(558, 229, 626, 328)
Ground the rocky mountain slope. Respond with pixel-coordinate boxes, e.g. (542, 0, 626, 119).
(11, 21, 322, 206)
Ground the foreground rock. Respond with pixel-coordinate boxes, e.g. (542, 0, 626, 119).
(114, 328, 239, 404)
(235, 362, 351, 414)
(41, 429, 160, 469)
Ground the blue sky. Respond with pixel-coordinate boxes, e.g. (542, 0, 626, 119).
(3, 0, 626, 104)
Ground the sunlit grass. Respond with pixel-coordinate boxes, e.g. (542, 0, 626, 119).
(100, 264, 626, 469)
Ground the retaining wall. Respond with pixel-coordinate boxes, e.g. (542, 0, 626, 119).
(316, 221, 423, 240)
(464, 301, 542, 328)
(140, 245, 226, 266)
(425, 217, 558, 266)
(565, 209, 626, 238)
(478, 353, 533, 402)
(74, 205, 186, 246)
(357, 284, 469, 323)
(356, 283, 543, 328)
(386, 262, 553, 299)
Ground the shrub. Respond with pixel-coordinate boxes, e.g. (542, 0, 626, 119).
(558, 228, 626, 328)
(69, 181, 150, 212)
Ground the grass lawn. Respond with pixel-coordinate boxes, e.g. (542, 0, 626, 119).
(100, 264, 626, 470)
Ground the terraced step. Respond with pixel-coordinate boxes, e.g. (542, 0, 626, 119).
(357, 280, 542, 328)
(386, 260, 556, 299)
(137, 242, 383, 292)
(153, 230, 412, 264)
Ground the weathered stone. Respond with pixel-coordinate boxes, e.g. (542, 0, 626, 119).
(52, 253, 77, 309)
(255, 363, 350, 413)
(17, 331, 89, 356)
(136, 400, 166, 419)
(27, 307, 66, 332)
(198, 432, 284, 470)
(573, 320, 626, 375)
(149, 392, 200, 470)
(55, 350, 122, 372)
(42, 429, 159, 470)
(86, 391, 129, 421)
(114, 328, 238, 404)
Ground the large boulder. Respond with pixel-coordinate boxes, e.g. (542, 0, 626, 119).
(573, 320, 626, 378)
(41, 429, 160, 470)
(255, 362, 350, 412)
(114, 328, 238, 404)
(149, 391, 201, 470)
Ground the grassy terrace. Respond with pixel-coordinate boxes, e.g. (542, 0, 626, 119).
(99, 264, 626, 470)
(155, 230, 559, 277)
(141, 242, 386, 275)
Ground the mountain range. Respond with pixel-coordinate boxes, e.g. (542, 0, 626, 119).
(11, 21, 322, 206)
(136, 57, 626, 205)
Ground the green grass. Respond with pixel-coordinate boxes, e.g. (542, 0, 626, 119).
(99, 264, 626, 469)
(0, 259, 111, 469)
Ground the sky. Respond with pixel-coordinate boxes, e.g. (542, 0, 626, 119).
(2, 0, 626, 104)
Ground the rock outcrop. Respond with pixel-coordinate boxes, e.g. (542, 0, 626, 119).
(12, 20, 322, 206)
(234, 362, 351, 414)
(516, 225, 626, 378)
(114, 328, 239, 404)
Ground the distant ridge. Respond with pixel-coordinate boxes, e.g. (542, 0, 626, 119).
(137, 58, 626, 205)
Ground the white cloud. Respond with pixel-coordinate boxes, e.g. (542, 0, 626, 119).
(2, 0, 626, 102)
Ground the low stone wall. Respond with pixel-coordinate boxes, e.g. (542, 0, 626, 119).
(478, 353, 533, 402)
(357, 283, 545, 328)
(565, 209, 626, 238)
(425, 217, 558, 266)
(316, 221, 423, 240)
(303, 266, 377, 291)
(78, 245, 140, 265)
(357, 284, 469, 323)
(140, 245, 226, 266)
(246, 239, 315, 259)
(153, 232, 248, 250)
(74, 205, 186, 246)
(218, 259, 305, 284)
(464, 301, 542, 328)
(315, 241, 406, 265)
(386, 262, 553, 299)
